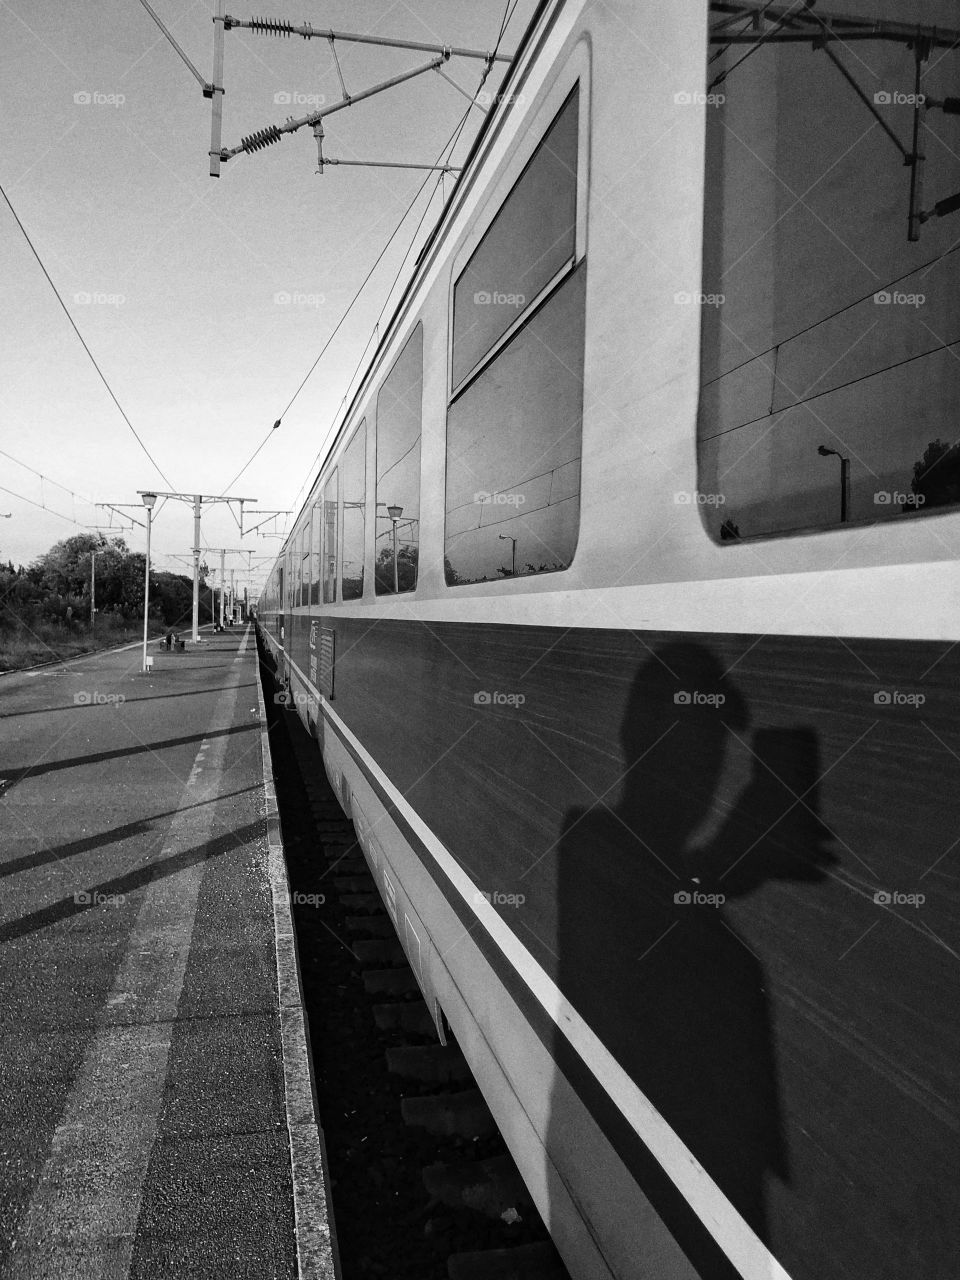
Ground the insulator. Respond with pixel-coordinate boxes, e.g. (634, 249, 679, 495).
(249, 17, 294, 36)
(241, 124, 282, 153)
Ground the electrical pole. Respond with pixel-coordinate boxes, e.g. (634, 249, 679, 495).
(90, 551, 97, 628)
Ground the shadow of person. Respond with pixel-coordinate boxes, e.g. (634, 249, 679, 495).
(551, 641, 836, 1256)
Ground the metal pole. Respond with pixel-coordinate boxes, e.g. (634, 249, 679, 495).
(230, 568, 235, 620)
(90, 552, 96, 628)
(840, 457, 849, 523)
(192, 494, 201, 642)
(209, 0, 225, 176)
(392, 518, 399, 594)
(219, 549, 226, 628)
(141, 509, 152, 671)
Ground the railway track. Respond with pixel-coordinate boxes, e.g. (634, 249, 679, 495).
(262, 654, 570, 1280)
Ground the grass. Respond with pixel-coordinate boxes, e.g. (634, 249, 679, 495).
(0, 619, 168, 674)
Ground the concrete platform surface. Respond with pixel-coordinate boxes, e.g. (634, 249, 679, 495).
(0, 626, 335, 1280)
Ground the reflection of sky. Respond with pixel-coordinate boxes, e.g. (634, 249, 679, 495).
(699, 14, 960, 538)
(446, 265, 585, 583)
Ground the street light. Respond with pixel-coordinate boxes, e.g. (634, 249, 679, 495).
(498, 533, 518, 577)
(140, 492, 156, 671)
(387, 504, 403, 594)
(817, 445, 850, 523)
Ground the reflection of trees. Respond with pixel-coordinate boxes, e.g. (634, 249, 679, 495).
(910, 439, 960, 509)
(375, 543, 418, 594)
(341, 572, 364, 600)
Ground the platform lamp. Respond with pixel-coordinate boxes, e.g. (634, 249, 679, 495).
(140, 491, 157, 671)
(387, 504, 403, 594)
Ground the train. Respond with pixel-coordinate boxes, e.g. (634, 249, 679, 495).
(258, 2, 960, 1276)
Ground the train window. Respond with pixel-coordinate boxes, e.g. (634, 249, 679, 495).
(299, 523, 310, 606)
(375, 325, 422, 595)
(444, 86, 584, 588)
(321, 471, 338, 604)
(445, 263, 585, 585)
(310, 499, 321, 604)
(698, 7, 960, 540)
(452, 89, 579, 391)
(341, 420, 366, 600)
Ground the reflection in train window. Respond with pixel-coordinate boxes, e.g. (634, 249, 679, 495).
(698, 8, 960, 540)
(376, 325, 422, 595)
(298, 525, 309, 607)
(310, 499, 321, 604)
(341, 421, 366, 600)
(321, 471, 338, 604)
(452, 89, 579, 391)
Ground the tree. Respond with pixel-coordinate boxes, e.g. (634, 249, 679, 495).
(910, 439, 960, 510)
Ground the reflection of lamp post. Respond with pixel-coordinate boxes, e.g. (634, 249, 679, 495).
(140, 492, 156, 670)
(498, 533, 518, 577)
(817, 445, 850, 523)
(387, 504, 403, 593)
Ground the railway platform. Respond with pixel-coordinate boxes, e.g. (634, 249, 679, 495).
(0, 626, 335, 1280)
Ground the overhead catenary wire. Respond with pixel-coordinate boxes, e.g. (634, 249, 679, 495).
(0, 448, 99, 511)
(0, 181, 174, 490)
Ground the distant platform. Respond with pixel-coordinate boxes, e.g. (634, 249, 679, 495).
(0, 625, 336, 1280)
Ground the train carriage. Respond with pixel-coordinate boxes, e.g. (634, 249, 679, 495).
(259, 3, 960, 1276)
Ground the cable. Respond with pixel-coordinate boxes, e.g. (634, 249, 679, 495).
(0, 448, 98, 510)
(0, 483, 79, 524)
(0, 181, 174, 490)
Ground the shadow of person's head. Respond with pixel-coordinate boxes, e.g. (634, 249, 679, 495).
(617, 642, 748, 866)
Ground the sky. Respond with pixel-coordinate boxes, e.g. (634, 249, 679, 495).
(0, 0, 535, 595)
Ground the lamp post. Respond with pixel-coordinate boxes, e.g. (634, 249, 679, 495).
(89, 550, 98, 629)
(387, 504, 403, 594)
(817, 445, 850, 523)
(498, 533, 518, 577)
(140, 492, 156, 670)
